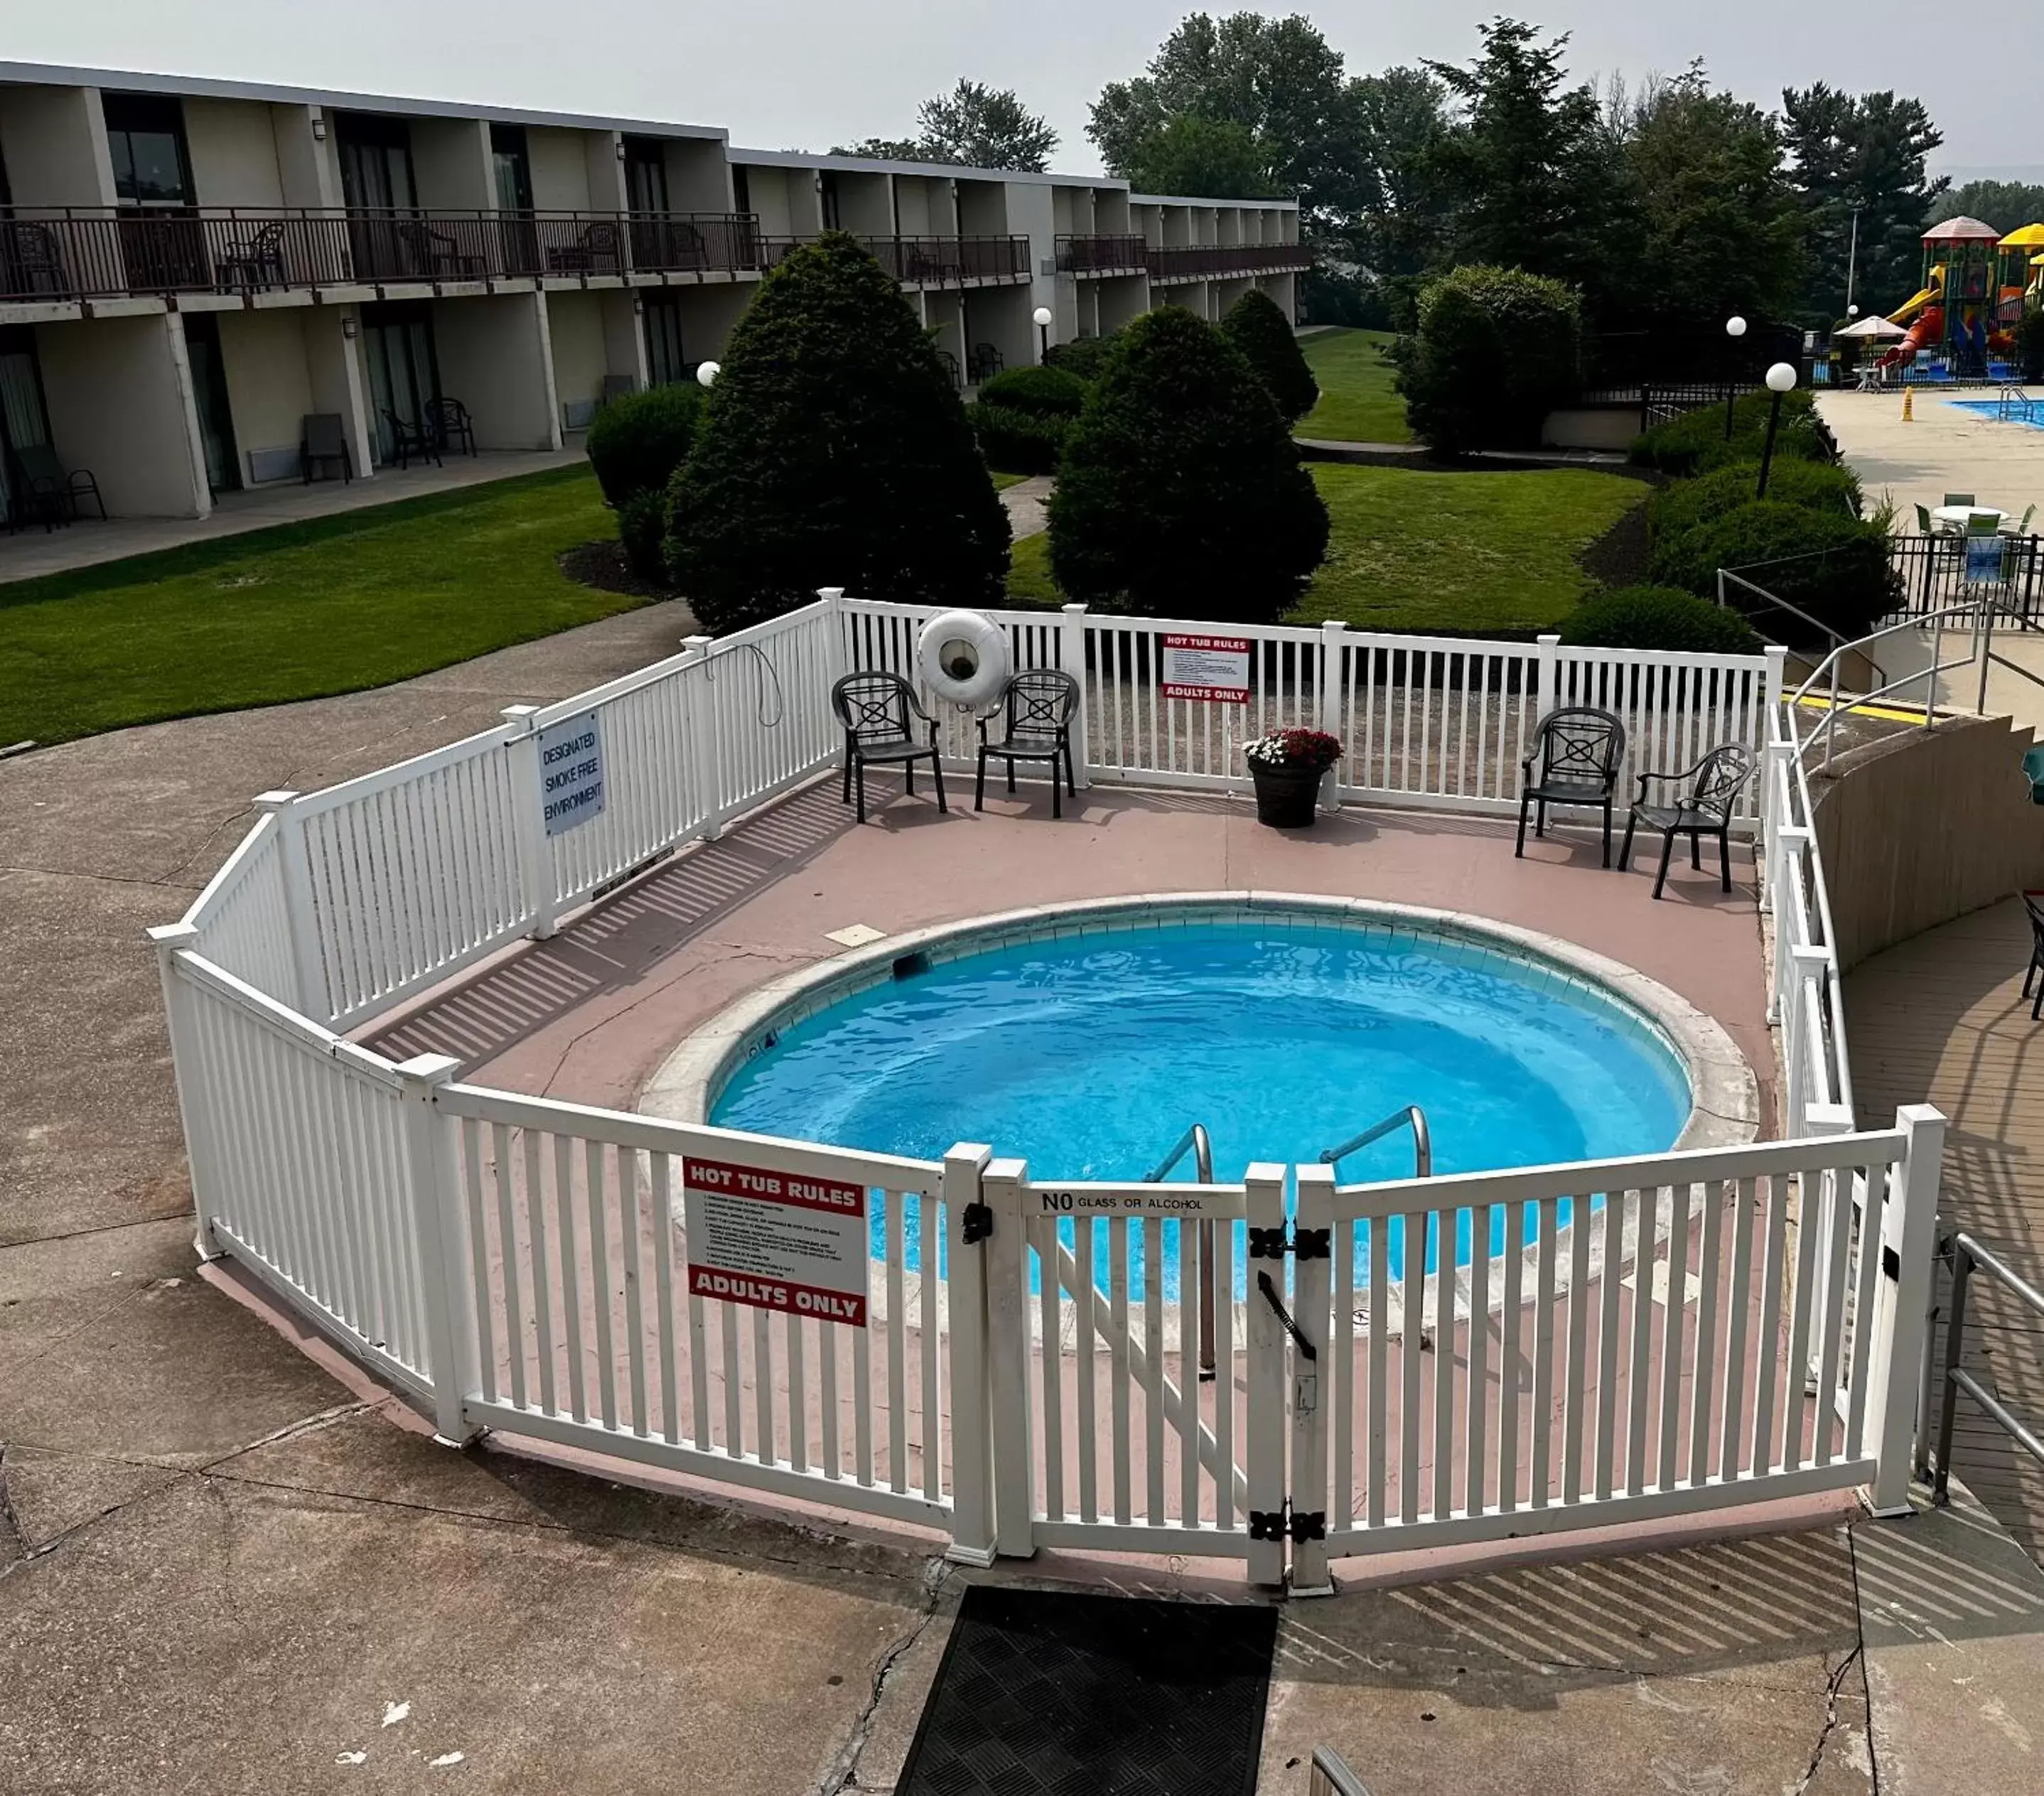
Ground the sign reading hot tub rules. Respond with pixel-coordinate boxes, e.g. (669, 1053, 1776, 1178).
(537, 709, 606, 836)
(1161, 633, 1252, 703)
(682, 1156, 870, 1328)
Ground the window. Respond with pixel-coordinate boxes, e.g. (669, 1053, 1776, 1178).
(731, 164, 749, 217)
(642, 293, 687, 387)
(623, 138, 670, 216)
(0, 324, 55, 526)
(102, 94, 193, 206)
(819, 172, 841, 231)
(335, 114, 417, 212)
(489, 124, 532, 214)
(360, 302, 441, 466)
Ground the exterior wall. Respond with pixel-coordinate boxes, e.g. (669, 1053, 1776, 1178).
(433, 292, 560, 449)
(410, 117, 493, 210)
(1096, 189, 1131, 232)
(304, 305, 373, 478)
(670, 283, 753, 362)
(601, 287, 647, 390)
(1212, 274, 1252, 319)
(1814, 713, 2044, 972)
(964, 284, 1033, 381)
(893, 176, 935, 235)
(183, 97, 286, 207)
(667, 138, 733, 212)
(215, 306, 316, 480)
(527, 125, 594, 210)
(1542, 406, 1642, 451)
(35, 311, 208, 516)
(738, 163, 811, 235)
(832, 170, 893, 235)
(0, 83, 117, 206)
(957, 180, 1006, 235)
(585, 130, 627, 211)
(1096, 274, 1149, 334)
(1003, 181, 1056, 359)
(544, 286, 610, 419)
(274, 104, 339, 208)
(1257, 270, 1297, 321)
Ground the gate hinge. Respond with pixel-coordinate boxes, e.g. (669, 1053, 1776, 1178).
(1289, 1508, 1326, 1544)
(1249, 1225, 1330, 1260)
(1248, 1225, 1287, 1259)
(1248, 1508, 1287, 1542)
(961, 1201, 994, 1245)
(1293, 1227, 1330, 1261)
(1249, 1503, 1327, 1544)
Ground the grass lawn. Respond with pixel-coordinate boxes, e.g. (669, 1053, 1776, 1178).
(992, 470, 1030, 490)
(1297, 328, 1410, 444)
(1006, 463, 1648, 634)
(0, 468, 636, 746)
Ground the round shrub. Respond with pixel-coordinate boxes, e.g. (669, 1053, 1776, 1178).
(1044, 333, 1121, 382)
(665, 233, 1010, 632)
(1047, 306, 1329, 625)
(1649, 500, 1898, 646)
(1560, 585, 1763, 653)
(1220, 286, 1319, 424)
(585, 384, 704, 507)
(1647, 459, 1862, 542)
(1630, 386, 1835, 478)
(968, 402, 1067, 475)
(1394, 264, 1582, 454)
(976, 365, 1089, 419)
(2016, 307, 2044, 385)
(617, 488, 669, 584)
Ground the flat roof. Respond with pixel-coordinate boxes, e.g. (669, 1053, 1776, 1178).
(0, 60, 726, 143)
(729, 146, 1121, 191)
(1131, 191, 1298, 211)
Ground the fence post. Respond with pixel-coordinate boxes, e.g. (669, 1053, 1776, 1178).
(254, 790, 329, 1023)
(1060, 603, 1092, 790)
(1534, 633, 1562, 727)
(149, 922, 225, 1262)
(1244, 1161, 1288, 1589)
(1317, 620, 1347, 812)
(1866, 1104, 1948, 1516)
(1760, 736, 1795, 915)
(679, 635, 725, 841)
(981, 1156, 1036, 1559)
(1289, 1165, 1335, 1596)
(396, 1053, 482, 1447)
(942, 1142, 997, 1566)
(500, 705, 559, 940)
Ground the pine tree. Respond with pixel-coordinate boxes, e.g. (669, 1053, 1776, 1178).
(1048, 306, 1328, 624)
(1220, 287, 1320, 423)
(666, 233, 1010, 631)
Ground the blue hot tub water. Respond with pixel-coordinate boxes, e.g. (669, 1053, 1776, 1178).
(709, 917, 1690, 1296)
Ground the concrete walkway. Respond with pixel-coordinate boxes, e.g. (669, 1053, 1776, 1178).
(1819, 387, 2044, 521)
(0, 445, 590, 584)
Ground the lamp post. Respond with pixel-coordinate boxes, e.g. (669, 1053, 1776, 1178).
(1723, 315, 1747, 441)
(1755, 361, 1797, 499)
(696, 360, 720, 389)
(1033, 305, 1053, 363)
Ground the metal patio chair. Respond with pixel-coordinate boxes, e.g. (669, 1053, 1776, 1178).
(380, 407, 441, 470)
(429, 396, 478, 458)
(2023, 892, 2044, 1021)
(1515, 706, 1627, 866)
(216, 219, 286, 290)
(976, 669, 1079, 817)
(298, 412, 353, 484)
(10, 441, 104, 529)
(831, 670, 947, 824)
(1618, 743, 1758, 900)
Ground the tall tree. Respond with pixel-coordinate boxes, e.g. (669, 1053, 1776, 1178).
(1122, 114, 1277, 199)
(832, 80, 1058, 172)
(1781, 85, 1946, 320)
(1346, 65, 1451, 274)
(1930, 178, 2044, 234)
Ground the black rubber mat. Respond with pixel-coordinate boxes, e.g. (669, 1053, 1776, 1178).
(895, 1586, 1278, 1796)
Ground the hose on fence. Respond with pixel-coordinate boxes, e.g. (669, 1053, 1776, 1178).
(703, 640, 787, 730)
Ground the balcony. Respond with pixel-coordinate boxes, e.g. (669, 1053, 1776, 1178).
(1055, 234, 1148, 276)
(758, 232, 1031, 288)
(1145, 242, 1313, 281)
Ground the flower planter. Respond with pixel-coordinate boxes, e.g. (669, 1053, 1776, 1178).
(1248, 760, 1323, 829)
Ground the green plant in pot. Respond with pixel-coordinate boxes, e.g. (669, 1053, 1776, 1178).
(1244, 727, 1342, 828)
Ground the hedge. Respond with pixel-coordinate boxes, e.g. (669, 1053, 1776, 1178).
(969, 402, 1069, 475)
(1629, 387, 1838, 478)
(1646, 458, 1862, 542)
(1220, 287, 1319, 423)
(584, 384, 704, 507)
(1649, 500, 1898, 645)
(1394, 264, 1582, 453)
(976, 364, 1090, 419)
(1559, 584, 1763, 653)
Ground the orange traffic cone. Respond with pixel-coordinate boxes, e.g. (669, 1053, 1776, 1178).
(1902, 387, 1915, 422)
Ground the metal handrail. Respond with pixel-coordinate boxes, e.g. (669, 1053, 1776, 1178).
(1320, 1104, 1431, 1178)
(1931, 1230, 2044, 1503)
(1146, 1122, 1216, 1378)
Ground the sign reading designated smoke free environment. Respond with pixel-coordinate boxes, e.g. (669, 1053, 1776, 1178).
(1161, 633, 1252, 703)
(682, 1156, 870, 1328)
(537, 709, 606, 835)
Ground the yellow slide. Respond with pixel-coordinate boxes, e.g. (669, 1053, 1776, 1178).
(1888, 266, 1945, 326)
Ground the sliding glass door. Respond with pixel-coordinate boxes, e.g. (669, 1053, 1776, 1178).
(360, 303, 440, 466)
(0, 324, 54, 526)
(336, 114, 421, 281)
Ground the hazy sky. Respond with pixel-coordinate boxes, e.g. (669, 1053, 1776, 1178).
(7, 1, 2040, 176)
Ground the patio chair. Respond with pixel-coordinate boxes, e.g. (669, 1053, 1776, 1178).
(1618, 744, 1758, 900)
(831, 670, 947, 824)
(298, 412, 353, 484)
(380, 407, 441, 471)
(1515, 706, 1627, 866)
(0, 220, 72, 299)
(2023, 892, 2044, 1021)
(545, 220, 624, 276)
(976, 668, 1080, 818)
(1914, 502, 1935, 535)
(10, 441, 104, 529)
(396, 220, 485, 279)
(2001, 503, 2036, 538)
(215, 220, 286, 290)
(968, 342, 1004, 383)
(1943, 492, 1977, 508)
(429, 397, 478, 458)
(935, 347, 962, 388)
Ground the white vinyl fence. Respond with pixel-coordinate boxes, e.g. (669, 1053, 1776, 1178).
(150, 590, 1933, 1591)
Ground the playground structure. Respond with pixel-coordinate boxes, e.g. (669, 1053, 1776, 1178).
(1878, 215, 2044, 380)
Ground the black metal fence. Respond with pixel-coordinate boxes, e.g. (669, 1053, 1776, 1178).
(1145, 242, 1312, 280)
(1579, 322, 1806, 403)
(1886, 532, 2044, 625)
(756, 233, 1031, 285)
(1054, 234, 1148, 274)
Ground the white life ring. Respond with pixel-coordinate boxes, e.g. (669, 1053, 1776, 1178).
(915, 610, 1011, 709)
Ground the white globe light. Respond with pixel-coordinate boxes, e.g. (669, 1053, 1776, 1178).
(1725, 316, 1748, 338)
(1765, 360, 1798, 393)
(696, 360, 721, 388)
(1846, 303, 1860, 318)
(1033, 306, 1054, 328)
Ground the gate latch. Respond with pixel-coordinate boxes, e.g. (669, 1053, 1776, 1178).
(1249, 1225, 1330, 1260)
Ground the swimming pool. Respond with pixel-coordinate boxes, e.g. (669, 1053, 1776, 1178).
(699, 903, 1697, 1287)
(1949, 397, 2044, 432)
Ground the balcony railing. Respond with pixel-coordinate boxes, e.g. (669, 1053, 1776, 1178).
(757, 232, 1031, 286)
(0, 207, 780, 303)
(1055, 234, 1148, 274)
(1145, 242, 1311, 279)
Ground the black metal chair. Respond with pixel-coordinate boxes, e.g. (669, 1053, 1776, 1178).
(831, 671, 947, 824)
(1515, 706, 1627, 866)
(969, 342, 1004, 383)
(429, 397, 478, 458)
(216, 220, 286, 290)
(11, 441, 104, 529)
(299, 412, 353, 484)
(1618, 744, 1758, 900)
(977, 669, 1080, 817)
(380, 407, 441, 470)
(2022, 892, 2044, 1021)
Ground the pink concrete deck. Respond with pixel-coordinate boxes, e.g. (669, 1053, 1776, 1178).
(367, 772, 1775, 1130)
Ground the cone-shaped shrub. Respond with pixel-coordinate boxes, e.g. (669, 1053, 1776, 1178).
(666, 232, 1009, 631)
(1220, 287, 1319, 424)
(1047, 307, 1329, 624)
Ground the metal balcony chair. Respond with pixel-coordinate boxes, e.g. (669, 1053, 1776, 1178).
(299, 412, 353, 484)
(216, 220, 286, 290)
(1515, 706, 1628, 866)
(0, 220, 72, 299)
(397, 220, 485, 279)
(1618, 743, 1758, 900)
(976, 669, 1080, 818)
(546, 220, 624, 276)
(831, 670, 947, 824)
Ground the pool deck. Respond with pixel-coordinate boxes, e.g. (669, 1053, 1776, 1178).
(367, 772, 1776, 1136)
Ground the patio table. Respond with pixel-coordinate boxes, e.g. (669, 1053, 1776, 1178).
(1932, 505, 2005, 533)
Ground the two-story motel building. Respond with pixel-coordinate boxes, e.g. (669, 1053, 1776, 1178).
(0, 63, 1308, 524)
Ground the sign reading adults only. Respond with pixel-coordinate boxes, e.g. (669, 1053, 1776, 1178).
(682, 1155, 871, 1328)
(536, 709, 606, 835)
(1160, 633, 1252, 704)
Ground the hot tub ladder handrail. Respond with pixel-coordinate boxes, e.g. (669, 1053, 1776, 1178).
(1320, 1104, 1433, 1179)
(1146, 1122, 1217, 1380)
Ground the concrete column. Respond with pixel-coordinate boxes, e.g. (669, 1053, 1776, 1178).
(0, 83, 117, 207)
(601, 288, 650, 392)
(586, 129, 629, 211)
(412, 117, 495, 210)
(274, 104, 343, 208)
(35, 311, 210, 517)
(306, 306, 375, 480)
